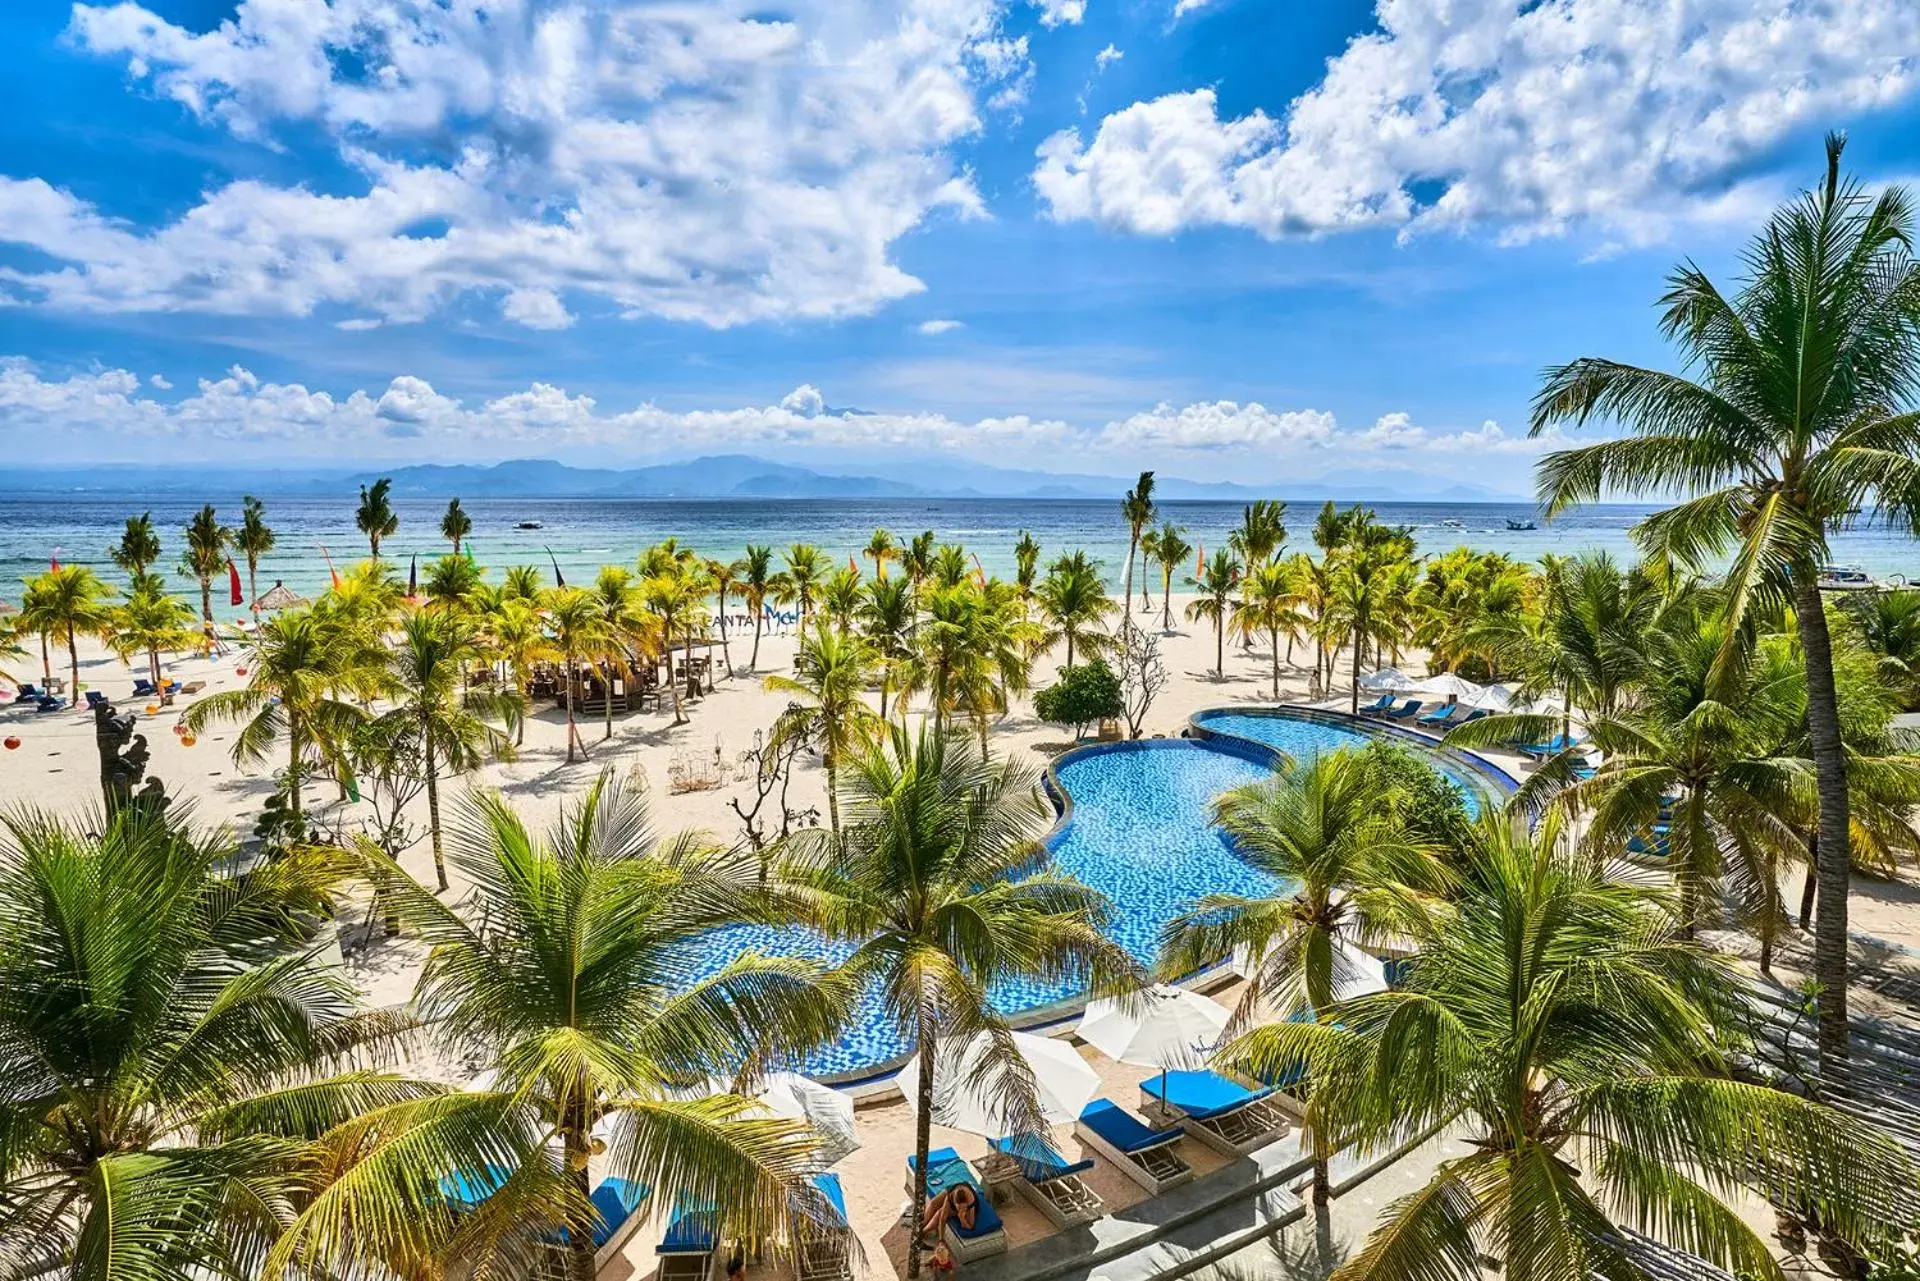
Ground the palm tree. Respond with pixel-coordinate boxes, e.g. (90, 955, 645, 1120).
(778, 725, 1142, 1279)
(504, 563, 544, 600)
(864, 528, 898, 579)
(930, 543, 971, 591)
(1233, 559, 1304, 701)
(707, 556, 743, 676)
(640, 569, 705, 726)
(440, 497, 472, 554)
(107, 573, 198, 690)
(778, 543, 826, 626)
(1036, 550, 1114, 670)
(356, 477, 399, 559)
(18, 565, 116, 708)
(902, 530, 937, 610)
(1218, 810, 1915, 1281)
(907, 583, 1008, 748)
(1186, 548, 1238, 677)
(380, 609, 520, 890)
(545, 586, 611, 759)
(1120, 470, 1156, 614)
(1326, 539, 1405, 715)
(179, 504, 232, 640)
(640, 536, 700, 579)
(1846, 587, 1920, 710)
(1228, 498, 1288, 570)
(821, 563, 863, 633)
(765, 623, 880, 833)
(0, 803, 424, 1281)
(486, 596, 555, 747)
(1158, 749, 1450, 1269)
(1148, 521, 1192, 632)
(740, 544, 776, 672)
(1013, 530, 1042, 604)
(184, 608, 385, 824)
(236, 495, 275, 608)
(292, 776, 848, 1281)
(1530, 136, 1920, 1067)
(422, 552, 485, 610)
(111, 512, 162, 584)
(591, 565, 648, 742)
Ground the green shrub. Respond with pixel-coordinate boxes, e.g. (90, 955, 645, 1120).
(1035, 659, 1123, 738)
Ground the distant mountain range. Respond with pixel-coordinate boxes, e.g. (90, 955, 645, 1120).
(0, 454, 1524, 503)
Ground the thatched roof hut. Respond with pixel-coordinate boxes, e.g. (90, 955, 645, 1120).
(251, 580, 308, 612)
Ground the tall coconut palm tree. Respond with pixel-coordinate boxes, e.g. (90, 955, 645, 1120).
(1326, 539, 1406, 715)
(1228, 498, 1288, 571)
(356, 477, 399, 560)
(707, 556, 743, 676)
(1186, 548, 1238, 678)
(0, 802, 426, 1281)
(544, 586, 611, 759)
(487, 597, 555, 747)
(765, 623, 880, 833)
(820, 564, 863, 633)
(422, 553, 485, 611)
(236, 495, 276, 608)
(289, 776, 848, 1281)
(777, 725, 1142, 1279)
(18, 565, 116, 707)
(1013, 530, 1042, 604)
(1233, 560, 1305, 701)
(859, 574, 917, 719)
(179, 504, 232, 641)
(929, 543, 971, 591)
(107, 573, 198, 690)
(183, 609, 386, 824)
(1217, 810, 1915, 1281)
(379, 609, 520, 890)
(1159, 748, 1450, 1269)
(111, 511, 162, 585)
(740, 544, 776, 672)
(901, 531, 937, 610)
(864, 528, 898, 579)
(639, 570, 704, 726)
(1530, 136, 1920, 1067)
(504, 563, 544, 600)
(439, 497, 472, 555)
(640, 537, 700, 579)
(590, 566, 648, 743)
(1036, 550, 1113, 670)
(778, 544, 826, 627)
(1148, 521, 1192, 632)
(1120, 471, 1156, 614)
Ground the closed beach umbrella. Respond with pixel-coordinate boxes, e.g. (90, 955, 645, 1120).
(1412, 672, 1483, 701)
(1359, 666, 1414, 692)
(1330, 936, 1389, 1002)
(1079, 983, 1229, 1099)
(664, 1073, 860, 1164)
(896, 1029, 1100, 1138)
(1463, 683, 1515, 711)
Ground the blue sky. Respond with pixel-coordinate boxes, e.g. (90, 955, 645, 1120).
(1, 0, 1918, 495)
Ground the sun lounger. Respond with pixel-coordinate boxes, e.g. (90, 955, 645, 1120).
(796, 1173, 853, 1281)
(905, 1148, 1007, 1262)
(1415, 704, 1459, 727)
(1358, 694, 1396, 714)
(989, 1133, 1104, 1228)
(1075, 1098, 1193, 1194)
(1458, 708, 1489, 724)
(444, 1165, 650, 1272)
(656, 1197, 719, 1281)
(1381, 699, 1423, 721)
(35, 696, 65, 714)
(1519, 733, 1580, 758)
(85, 690, 108, 709)
(1627, 824, 1671, 861)
(1139, 1070, 1291, 1156)
(132, 679, 157, 697)
(12, 684, 42, 703)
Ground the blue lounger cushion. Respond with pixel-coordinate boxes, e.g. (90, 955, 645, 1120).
(905, 1149, 1003, 1240)
(586, 1178, 650, 1247)
(1360, 694, 1394, 713)
(1078, 1099, 1182, 1154)
(1416, 706, 1457, 725)
(812, 1172, 849, 1228)
(658, 1198, 718, 1254)
(990, 1134, 1095, 1184)
(1141, 1070, 1273, 1122)
(1383, 700, 1423, 720)
(439, 1163, 513, 1208)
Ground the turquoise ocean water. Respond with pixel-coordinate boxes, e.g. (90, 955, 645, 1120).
(3, 492, 1916, 608)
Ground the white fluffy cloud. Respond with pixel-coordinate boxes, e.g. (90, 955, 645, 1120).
(0, 356, 1560, 479)
(0, 0, 1038, 328)
(1037, 0, 1920, 244)
(916, 319, 964, 335)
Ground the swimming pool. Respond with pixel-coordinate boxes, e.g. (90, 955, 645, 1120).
(1190, 707, 1515, 817)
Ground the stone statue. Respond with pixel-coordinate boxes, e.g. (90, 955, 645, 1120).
(93, 698, 168, 815)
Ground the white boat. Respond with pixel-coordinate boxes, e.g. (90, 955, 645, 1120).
(1817, 563, 1875, 590)
(1441, 519, 1465, 529)
(516, 519, 544, 530)
(1505, 518, 1537, 531)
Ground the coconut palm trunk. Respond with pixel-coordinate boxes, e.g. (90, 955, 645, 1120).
(1794, 568, 1853, 1067)
(1349, 621, 1363, 715)
(750, 609, 764, 671)
(603, 660, 616, 742)
(1268, 622, 1281, 700)
(287, 719, 303, 826)
(1214, 616, 1224, 677)
(908, 1005, 938, 1280)
(65, 623, 81, 710)
(424, 735, 447, 891)
(564, 655, 585, 763)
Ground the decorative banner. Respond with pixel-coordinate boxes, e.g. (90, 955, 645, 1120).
(1196, 541, 1205, 576)
(407, 553, 418, 599)
(546, 547, 565, 589)
(848, 554, 857, 574)
(319, 543, 341, 589)
(50, 546, 62, 572)
(227, 559, 243, 606)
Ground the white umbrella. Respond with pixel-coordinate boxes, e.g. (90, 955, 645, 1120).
(1462, 683, 1514, 711)
(896, 1029, 1101, 1139)
(663, 1073, 860, 1164)
(1412, 672, 1484, 701)
(1359, 666, 1414, 692)
(1079, 983, 1230, 1101)
(1330, 936, 1390, 1002)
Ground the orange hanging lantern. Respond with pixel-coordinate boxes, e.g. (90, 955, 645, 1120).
(236, 667, 248, 676)
(3, 736, 19, 751)
(172, 723, 186, 736)
(145, 704, 159, 715)
(181, 734, 198, 747)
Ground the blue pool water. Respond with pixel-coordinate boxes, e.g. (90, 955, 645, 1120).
(1193, 710, 1497, 817)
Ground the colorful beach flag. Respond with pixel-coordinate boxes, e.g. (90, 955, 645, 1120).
(407, 553, 418, 599)
(1196, 541, 1205, 576)
(546, 547, 566, 589)
(319, 543, 341, 589)
(49, 547, 61, 572)
(227, 559, 243, 606)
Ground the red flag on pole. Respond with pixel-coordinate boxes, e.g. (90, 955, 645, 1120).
(319, 544, 341, 590)
(849, 554, 858, 574)
(1195, 541, 1204, 576)
(227, 559, 243, 607)
(49, 547, 61, 572)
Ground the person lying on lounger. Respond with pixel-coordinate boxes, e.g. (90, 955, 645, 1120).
(921, 1182, 978, 1242)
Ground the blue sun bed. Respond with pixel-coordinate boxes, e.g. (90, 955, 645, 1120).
(796, 1173, 852, 1281)
(989, 1134, 1103, 1227)
(1519, 733, 1581, 758)
(1359, 694, 1396, 714)
(1416, 704, 1460, 727)
(1139, 1070, 1290, 1156)
(1381, 699, 1424, 721)
(657, 1197, 718, 1281)
(442, 1166, 651, 1271)
(1075, 1098, 1192, 1193)
(905, 1148, 1006, 1261)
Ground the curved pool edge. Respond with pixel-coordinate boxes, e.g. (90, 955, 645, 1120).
(1038, 733, 1288, 848)
(1187, 703, 1522, 804)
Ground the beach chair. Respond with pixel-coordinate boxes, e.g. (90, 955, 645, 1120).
(1627, 824, 1671, 861)
(1138, 1070, 1291, 1157)
(655, 1197, 719, 1281)
(12, 684, 41, 703)
(905, 1148, 1007, 1263)
(1358, 694, 1395, 714)
(989, 1133, 1104, 1228)
(85, 690, 109, 709)
(1075, 1098, 1193, 1194)
(132, 678, 157, 698)
(1519, 733, 1579, 758)
(1415, 703, 1459, 728)
(580, 1177, 652, 1271)
(35, 695, 65, 714)
(795, 1173, 853, 1281)
(1458, 708, 1489, 725)
(1381, 699, 1423, 721)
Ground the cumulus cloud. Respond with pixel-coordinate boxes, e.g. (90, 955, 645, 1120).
(0, 356, 1564, 481)
(1094, 44, 1123, 71)
(917, 319, 964, 335)
(1033, 0, 1087, 26)
(1037, 0, 1920, 244)
(0, 0, 1039, 328)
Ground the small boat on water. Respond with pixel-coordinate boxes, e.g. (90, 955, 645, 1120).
(1441, 518, 1465, 529)
(1505, 518, 1537, 531)
(516, 520, 544, 530)
(1817, 563, 1875, 590)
